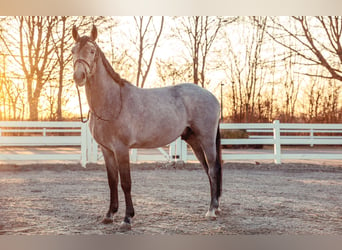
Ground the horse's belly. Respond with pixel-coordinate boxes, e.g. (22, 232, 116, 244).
(130, 132, 180, 148)
(128, 105, 188, 148)
(130, 122, 186, 148)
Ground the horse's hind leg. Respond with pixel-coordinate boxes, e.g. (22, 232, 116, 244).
(199, 134, 222, 219)
(183, 132, 209, 173)
(184, 131, 221, 218)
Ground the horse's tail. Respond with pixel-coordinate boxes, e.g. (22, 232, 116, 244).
(215, 124, 222, 198)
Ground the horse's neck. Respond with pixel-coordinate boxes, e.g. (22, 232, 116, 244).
(85, 58, 122, 119)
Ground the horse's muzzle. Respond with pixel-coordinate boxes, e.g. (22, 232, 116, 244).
(73, 67, 87, 86)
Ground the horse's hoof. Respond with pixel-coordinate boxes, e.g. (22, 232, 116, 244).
(205, 210, 217, 220)
(119, 221, 132, 232)
(215, 207, 221, 215)
(102, 217, 113, 224)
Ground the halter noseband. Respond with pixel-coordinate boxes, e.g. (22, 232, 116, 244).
(74, 58, 91, 70)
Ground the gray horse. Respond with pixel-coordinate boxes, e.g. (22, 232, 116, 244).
(72, 25, 222, 231)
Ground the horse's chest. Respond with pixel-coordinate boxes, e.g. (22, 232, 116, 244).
(89, 117, 128, 149)
(89, 118, 114, 146)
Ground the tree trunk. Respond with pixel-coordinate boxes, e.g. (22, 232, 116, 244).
(28, 96, 39, 120)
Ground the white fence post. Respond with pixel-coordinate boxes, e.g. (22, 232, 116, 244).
(86, 125, 92, 162)
(273, 120, 281, 164)
(91, 137, 98, 163)
(310, 128, 314, 147)
(181, 140, 188, 162)
(169, 137, 182, 161)
(86, 125, 98, 163)
(130, 149, 138, 163)
(80, 122, 87, 167)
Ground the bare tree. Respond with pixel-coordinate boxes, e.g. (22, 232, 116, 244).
(52, 16, 108, 120)
(173, 16, 231, 87)
(107, 18, 136, 83)
(21, 16, 59, 120)
(132, 16, 164, 88)
(266, 16, 342, 123)
(53, 16, 72, 120)
(305, 78, 324, 122)
(302, 66, 341, 123)
(221, 17, 270, 122)
(268, 16, 342, 82)
(0, 60, 26, 120)
(0, 16, 59, 120)
(0, 17, 26, 120)
(281, 51, 300, 122)
(322, 80, 341, 123)
(155, 57, 192, 86)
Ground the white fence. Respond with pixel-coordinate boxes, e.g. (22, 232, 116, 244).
(0, 121, 90, 166)
(0, 120, 341, 166)
(219, 120, 342, 163)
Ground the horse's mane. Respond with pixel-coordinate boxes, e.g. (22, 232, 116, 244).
(98, 49, 129, 87)
(79, 36, 129, 87)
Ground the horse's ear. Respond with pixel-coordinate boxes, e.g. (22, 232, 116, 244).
(90, 25, 98, 41)
(72, 25, 80, 41)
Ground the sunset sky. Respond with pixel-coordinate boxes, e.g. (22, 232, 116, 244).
(0, 16, 341, 122)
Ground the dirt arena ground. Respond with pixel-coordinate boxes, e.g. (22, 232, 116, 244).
(0, 162, 341, 235)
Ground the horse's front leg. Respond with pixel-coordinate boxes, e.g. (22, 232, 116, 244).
(115, 146, 135, 231)
(101, 146, 119, 224)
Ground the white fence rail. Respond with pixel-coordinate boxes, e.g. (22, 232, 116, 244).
(0, 121, 341, 166)
(219, 120, 342, 163)
(0, 122, 89, 166)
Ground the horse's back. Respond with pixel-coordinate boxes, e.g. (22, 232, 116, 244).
(174, 83, 220, 120)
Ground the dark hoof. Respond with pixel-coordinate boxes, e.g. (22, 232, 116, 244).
(102, 217, 113, 224)
(119, 221, 131, 232)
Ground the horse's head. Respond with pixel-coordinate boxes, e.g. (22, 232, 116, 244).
(71, 25, 98, 86)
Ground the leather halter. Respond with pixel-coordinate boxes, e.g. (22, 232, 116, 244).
(73, 40, 99, 82)
(74, 58, 91, 70)
(74, 40, 123, 123)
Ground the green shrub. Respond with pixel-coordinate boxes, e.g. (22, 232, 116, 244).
(220, 129, 263, 149)
(220, 129, 248, 139)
